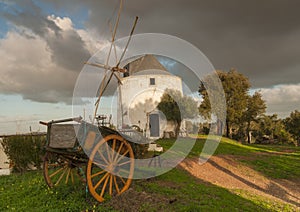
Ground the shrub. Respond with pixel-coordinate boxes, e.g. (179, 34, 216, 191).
(0, 134, 46, 173)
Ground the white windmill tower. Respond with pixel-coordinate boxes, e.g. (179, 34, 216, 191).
(117, 54, 184, 139)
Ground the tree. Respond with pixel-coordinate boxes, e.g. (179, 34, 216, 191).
(157, 89, 198, 136)
(285, 110, 300, 146)
(243, 91, 266, 143)
(199, 69, 250, 138)
(253, 114, 290, 144)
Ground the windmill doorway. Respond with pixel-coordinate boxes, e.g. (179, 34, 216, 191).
(149, 113, 159, 137)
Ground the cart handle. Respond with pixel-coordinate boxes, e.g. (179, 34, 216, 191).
(39, 116, 82, 126)
(39, 121, 48, 126)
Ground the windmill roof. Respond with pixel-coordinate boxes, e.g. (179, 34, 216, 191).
(126, 54, 168, 75)
(133, 69, 171, 76)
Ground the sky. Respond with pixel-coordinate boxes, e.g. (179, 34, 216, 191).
(0, 0, 299, 134)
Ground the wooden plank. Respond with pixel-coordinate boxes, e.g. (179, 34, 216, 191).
(49, 124, 79, 148)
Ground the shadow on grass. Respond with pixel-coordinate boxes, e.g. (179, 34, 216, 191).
(207, 159, 300, 207)
(134, 167, 280, 211)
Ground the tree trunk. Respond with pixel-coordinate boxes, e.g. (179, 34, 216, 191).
(226, 120, 232, 138)
(246, 122, 251, 144)
(175, 121, 181, 137)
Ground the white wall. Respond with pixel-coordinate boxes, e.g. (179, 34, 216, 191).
(0, 139, 9, 169)
(118, 73, 183, 138)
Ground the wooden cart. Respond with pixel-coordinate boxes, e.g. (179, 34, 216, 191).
(40, 116, 141, 202)
(39, 2, 146, 202)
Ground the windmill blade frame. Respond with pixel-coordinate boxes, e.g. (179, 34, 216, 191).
(83, 0, 139, 123)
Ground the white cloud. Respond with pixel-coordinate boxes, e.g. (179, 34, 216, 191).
(260, 84, 300, 104)
(0, 15, 103, 104)
(258, 83, 300, 117)
(48, 15, 73, 31)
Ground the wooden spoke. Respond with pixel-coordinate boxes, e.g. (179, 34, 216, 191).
(97, 149, 109, 165)
(118, 160, 131, 167)
(109, 174, 113, 195)
(48, 163, 63, 168)
(111, 139, 116, 161)
(94, 173, 109, 190)
(115, 149, 130, 164)
(118, 175, 126, 184)
(119, 168, 130, 174)
(43, 152, 85, 188)
(49, 167, 64, 178)
(105, 142, 112, 162)
(93, 161, 107, 169)
(100, 174, 110, 197)
(113, 176, 120, 193)
(91, 170, 106, 178)
(65, 168, 71, 184)
(55, 168, 67, 186)
(86, 134, 134, 202)
(114, 142, 124, 163)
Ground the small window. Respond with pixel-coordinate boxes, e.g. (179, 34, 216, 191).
(150, 78, 155, 85)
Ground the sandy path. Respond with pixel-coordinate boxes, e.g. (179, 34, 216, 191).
(180, 155, 300, 208)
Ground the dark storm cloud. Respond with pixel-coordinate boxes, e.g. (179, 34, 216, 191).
(1, 0, 299, 111)
(142, 0, 300, 88)
(2, 0, 61, 37)
(74, 0, 300, 88)
(5, 0, 299, 87)
(46, 28, 91, 71)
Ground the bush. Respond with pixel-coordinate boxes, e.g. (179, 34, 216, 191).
(0, 134, 46, 173)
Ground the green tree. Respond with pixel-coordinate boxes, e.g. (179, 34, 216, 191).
(285, 110, 300, 146)
(243, 91, 266, 143)
(199, 69, 250, 138)
(157, 89, 198, 136)
(254, 114, 289, 143)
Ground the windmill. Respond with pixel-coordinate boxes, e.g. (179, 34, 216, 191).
(85, 0, 138, 125)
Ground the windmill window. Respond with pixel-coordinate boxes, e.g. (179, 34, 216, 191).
(150, 78, 155, 85)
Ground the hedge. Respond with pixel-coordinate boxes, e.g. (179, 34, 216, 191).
(0, 134, 46, 173)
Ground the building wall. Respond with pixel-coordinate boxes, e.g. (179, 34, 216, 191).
(118, 74, 183, 138)
(0, 139, 9, 169)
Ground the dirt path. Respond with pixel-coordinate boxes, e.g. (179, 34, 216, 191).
(180, 155, 300, 208)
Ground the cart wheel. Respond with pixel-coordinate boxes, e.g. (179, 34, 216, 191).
(43, 152, 85, 188)
(86, 134, 134, 202)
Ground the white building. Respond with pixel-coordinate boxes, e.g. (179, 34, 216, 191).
(117, 55, 184, 139)
(0, 138, 10, 175)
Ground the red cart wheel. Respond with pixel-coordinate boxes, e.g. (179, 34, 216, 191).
(86, 134, 134, 202)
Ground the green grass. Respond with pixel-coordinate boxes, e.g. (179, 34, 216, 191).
(157, 136, 300, 179)
(0, 168, 295, 212)
(0, 171, 114, 211)
(134, 168, 295, 212)
(0, 136, 299, 211)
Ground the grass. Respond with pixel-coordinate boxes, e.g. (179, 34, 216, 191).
(157, 136, 300, 179)
(0, 168, 295, 211)
(0, 171, 114, 211)
(134, 168, 295, 212)
(0, 135, 299, 211)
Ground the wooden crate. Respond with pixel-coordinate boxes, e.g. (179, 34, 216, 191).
(49, 124, 79, 148)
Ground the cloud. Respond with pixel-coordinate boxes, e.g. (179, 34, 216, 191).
(4, 0, 299, 89)
(45, 15, 91, 71)
(2, 0, 92, 71)
(6, 0, 300, 88)
(1, 0, 300, 117)
(261, 84, 300, 104)
(2, 0, 61, 37)
(0, 31, 72, 103)
(0, 14, 99, 104)
(85, 0, 300, 88)
(259, 84, 300, 117)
